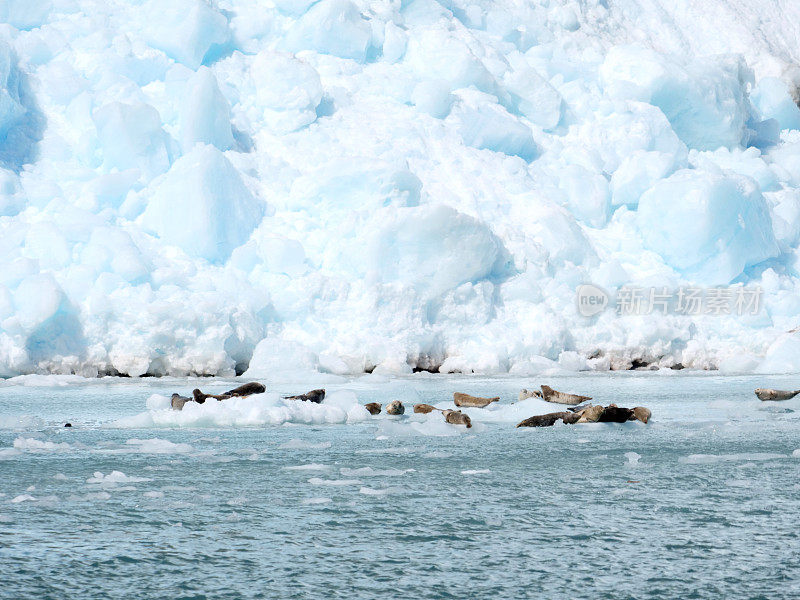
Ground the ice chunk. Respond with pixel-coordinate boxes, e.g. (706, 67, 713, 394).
(246, 337, 317, 373)
(751, 77, 800, 132)
(504, 61, 563, 130)
(12, 437, 71, 452)
(0, 43, 25, 142)
(510, 200, 596, 266)
(140, 0, 229, 69)
(86, 471, 151, 485)
(756, 332, 800, 374)
(558, 164, 610, 227)
(179, 67, 234, 151)
(283, 0, 373, 62)
(600, 46, 752, 150)
(0, 168, 24, 216)
(0, 0, 52, 30)
(307, 477, 362, 486)
(93, 102, 174, 180)
(382, 21, 408, 63)
(272, 0, 318, 15)
(610, 151, 677, 208)
(371, 204, 505, 298)
(145, 394, 171, 410)
(451, 93, 537, 161)
(624, 452, 641, 465)
(637, 170, 779, 284)
(250, 52, 322, 134)
(563, 101, 687, 174)
(404, 27, 497, 96)
(411, 80, 454, 119)
(138, 144, 263, 263)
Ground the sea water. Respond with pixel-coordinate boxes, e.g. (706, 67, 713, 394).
(1, 373, 799, 599)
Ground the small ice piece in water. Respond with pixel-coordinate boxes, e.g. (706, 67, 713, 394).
(302, 497, 332, 505)
(307, 477, 362, 486)
(359, 486, 399, 496)
(625, 452, 641, 465)
(11, 494, 36, 503)
(284, 463, 331, 471)
(143, 491, 164, 499)
(461, 469, 491, 475)
(86, 471, 151, 485)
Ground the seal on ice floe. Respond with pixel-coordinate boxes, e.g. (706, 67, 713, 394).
(540, 385, 592, 406)
(754, 388, 800, 401)
(453, 392, 499, 408)
(413, 403, 438, 414)
(442, 409, 472, 428)
(171, 393, 192, 410)
(632, 406, 651, 424)
(597, 404, 634, 423)
(517, 412, 570, 427)
(284, 389, 325, 403)
(192, 382, 267, 404)
(517, 403, 652, 427)
(518, 389, 543, 402)
(386, 400, 405, 415)
(364, 402, 382, 415)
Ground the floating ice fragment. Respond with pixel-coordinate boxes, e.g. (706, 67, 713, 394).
(624, 452, 641, 465)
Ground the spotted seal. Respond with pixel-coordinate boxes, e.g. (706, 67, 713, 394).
(171, 393, 193, 411)
(192, 382, 266, 404)
(453, 392, 499, 408)
(386, 400, 405, 415)
(540, 385, 592, 406)
(284, 389, 325, 404)
(442, 409, 472, 428)
(755, 388, 800, 401)
(364, 402, 382, 415)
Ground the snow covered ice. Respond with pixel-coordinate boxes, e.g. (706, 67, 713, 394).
(1, 0, 800, 377)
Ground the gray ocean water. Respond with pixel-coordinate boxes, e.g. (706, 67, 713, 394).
(1, 373, 799, 599)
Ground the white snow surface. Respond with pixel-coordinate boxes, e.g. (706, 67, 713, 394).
(1, 0, 800, 377)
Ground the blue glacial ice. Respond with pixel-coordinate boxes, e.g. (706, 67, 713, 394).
(0, 0, 800, 377)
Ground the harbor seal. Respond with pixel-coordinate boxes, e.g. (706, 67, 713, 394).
(540, 385, 592, 406)
(632, 406, 651, 424)
(413, 403, 438, 414)
(518, 389, 543, 402)
(755, 388, 800, 401)
(516, 412, 569, 427)
(364, 402, 382, 415)
(171, 393, 193, 411)
(442, 409, 472, 428)
(386, 400, 405, 415)
(576, 405, 603, 423)
(598, 404, 634, 423)
(453, 392, 499, 408)
(193, 382, 267, 404)
(284, 389, 325, 403)
(225, 382, 266, 396)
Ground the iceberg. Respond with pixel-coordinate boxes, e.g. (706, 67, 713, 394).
(0, 0, 798, 376)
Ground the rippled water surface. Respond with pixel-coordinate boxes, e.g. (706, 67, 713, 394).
(2, 374, 800, 599)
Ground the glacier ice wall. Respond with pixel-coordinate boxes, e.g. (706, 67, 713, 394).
(1, 0, 800, 377)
